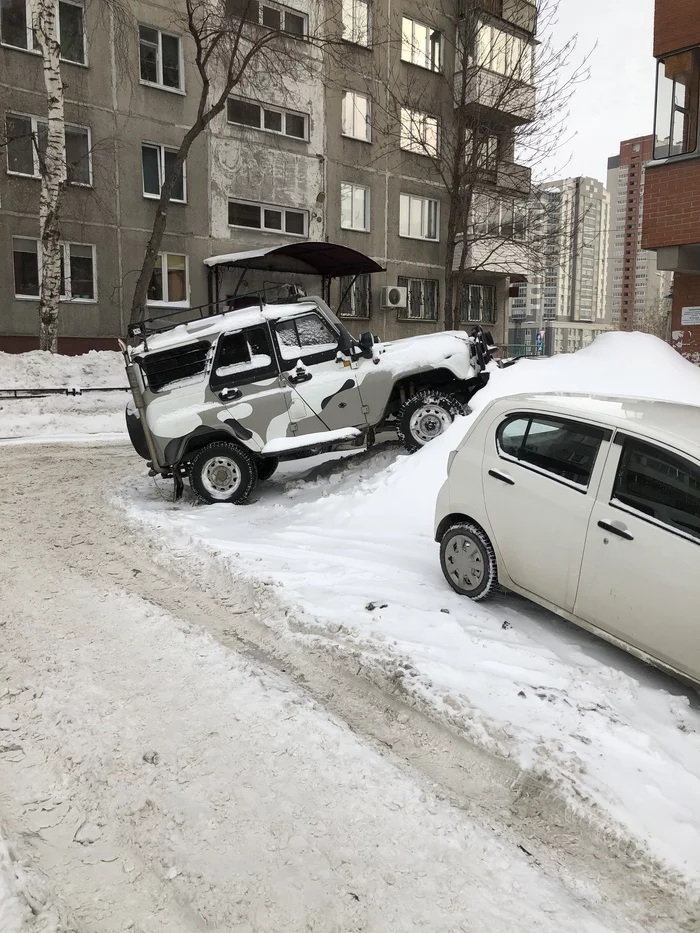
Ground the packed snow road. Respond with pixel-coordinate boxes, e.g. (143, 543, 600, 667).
(0, 442, 697, 932)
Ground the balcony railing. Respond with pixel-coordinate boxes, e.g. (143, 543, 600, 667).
(466, 0, 537, 34)
(497, 160, 532, 194)
(456, 66, 536, 124)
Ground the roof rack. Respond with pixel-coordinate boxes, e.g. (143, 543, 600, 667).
(127, 283, 307, 342)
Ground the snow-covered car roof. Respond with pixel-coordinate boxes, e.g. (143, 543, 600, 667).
(133, 301, 324, 355)
(489, 392, 700, 459)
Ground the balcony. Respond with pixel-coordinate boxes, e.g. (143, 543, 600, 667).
(455, 236, 531, 277)
(473, 0, 537, 34)
(456, 66, 536, 125)
(497, 160, 532, 194)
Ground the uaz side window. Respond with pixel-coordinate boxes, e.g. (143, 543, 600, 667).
(496, 415, 605, 487)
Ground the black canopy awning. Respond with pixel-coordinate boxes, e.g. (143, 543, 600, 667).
(204, 241, 385, 278)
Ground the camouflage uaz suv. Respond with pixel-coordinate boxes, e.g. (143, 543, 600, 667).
(122, 295, 493, 503)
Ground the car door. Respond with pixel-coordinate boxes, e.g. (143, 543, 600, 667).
(482, 411, 611, 612)
(273, 310, 367, 434)
(575, 433, 700, 679)
(209, 323, 291, 452)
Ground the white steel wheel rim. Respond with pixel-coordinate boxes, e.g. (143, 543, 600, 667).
(445, 534, 485, 591)
(201, 456, 242, 500)
(409, 404, 452, 445)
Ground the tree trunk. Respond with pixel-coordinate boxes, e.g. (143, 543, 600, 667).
(31, 0, 67, 353)
(129, 122, 206, 325)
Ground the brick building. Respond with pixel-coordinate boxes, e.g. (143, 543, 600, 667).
(641, 0, 700, 364)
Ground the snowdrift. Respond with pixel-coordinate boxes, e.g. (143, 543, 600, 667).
(0, 349, 125, 389)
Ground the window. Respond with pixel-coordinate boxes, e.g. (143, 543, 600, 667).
(340, 182, 369, 231)
(476, 21, 533, 84)
(613, 438, 700, 541)
(12, 236, 96, 300)
(210, 326, 277, 389)
(397, 276, 438, 321)
(654, 48, 700, 159)
(1, 0, 85, 62)
(472, 197, 526, 240)
(459, 283, 496, 323)
(227, 97, 308, 140)
(6, 114, 91, 184)
(142, 341, 211, 393)
(339, 274, 371, 317)
(228, 200, 308, 235)
(496, 415, 605, 487)
(464, 128, 498, 175)
(139, 26, 182, 91)
(400, 107, 439, 156)
(142, 144, 186, 201)
(341, 0, 369, 46)
(399, 193, 439, 240)
(276, 313, 338, 360)
(147, 253, 188, 306)
(227, 0, 308, 36)
(341, 90, 371, 141)
(401, 16, 442, 71)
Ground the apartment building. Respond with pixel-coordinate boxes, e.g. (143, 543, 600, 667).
(641, 0, 700, 364)
(606, 135, 673, 331)
(509, 176, 611, 354)
(0, 0, 537, 351)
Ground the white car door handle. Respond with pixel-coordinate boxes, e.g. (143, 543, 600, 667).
(488, 469, 515, 486)
(597, 519, 634, 541)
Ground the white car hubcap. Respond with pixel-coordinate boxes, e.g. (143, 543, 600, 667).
(409, 404, 452, 445)
(201, 456, 241, 500)
(445, 535, 485, 591)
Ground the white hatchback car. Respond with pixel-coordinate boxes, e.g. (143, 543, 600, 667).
(434, 393, 700, 685)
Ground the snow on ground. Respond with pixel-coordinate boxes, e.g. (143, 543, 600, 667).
(121, 333, 700, 885)
(0, 349, 128, 440)
(0, 833, 24, 933)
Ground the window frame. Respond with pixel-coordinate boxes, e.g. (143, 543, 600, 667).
(399, 106, 439, 157)
(341, 89, 371, 142)
(141, 142, 187, 202)
(11, 235, 97, 302)
(209, 324, 279, 391)
(397, 275, 438, 321)
(0, 0, 87, 65)
(459, 283, 496, 324)
(400, 15, 442, 72)
(226, 96, 309, 141)
(5, 112, 93, 185)
(258, 0, 308, 37)
(653, 47, 700, 160)
(146, 251, 190, 307)
(475, 19, 533, 85)
(340, 181, 370, 231)
(495, 412, 610, 491)
(398, 192, 439, 241)
(338, 274, 372, 319)
(341, 0, 370, 48)
(227, 199, 309, 236)
(610, 433, 700, 546)
(138, 24, 185, 94)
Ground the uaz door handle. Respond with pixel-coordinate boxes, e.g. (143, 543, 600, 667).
(597, 519, 634, 541)
(218, 387, 242, 401)
(488, 469, 515, 486)
(287, 371, 312, 385)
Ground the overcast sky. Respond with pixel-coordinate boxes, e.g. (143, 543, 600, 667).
(543, 0, 656, 183)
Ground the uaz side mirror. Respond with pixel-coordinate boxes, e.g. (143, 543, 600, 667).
(358, 332, 374, 358)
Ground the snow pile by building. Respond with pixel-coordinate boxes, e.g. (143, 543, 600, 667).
(0, 349, 128, 441)
(0, 832, 23, 933)
(122, 332, 700, 885)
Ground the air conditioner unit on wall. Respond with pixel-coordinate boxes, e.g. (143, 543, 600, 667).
(380, 286, 408, 309)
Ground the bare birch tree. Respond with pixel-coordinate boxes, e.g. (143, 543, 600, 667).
(28, 0, 67, 352)
(128, 0, 332, 325)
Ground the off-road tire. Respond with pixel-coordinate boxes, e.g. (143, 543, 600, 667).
(256, 456, 279, 482)
(189, 442, 258, 505)
(439, 522, 498, 601)
(397, 390, 464, 453)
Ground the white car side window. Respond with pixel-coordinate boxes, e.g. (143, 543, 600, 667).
(497, 414, 605, 488)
